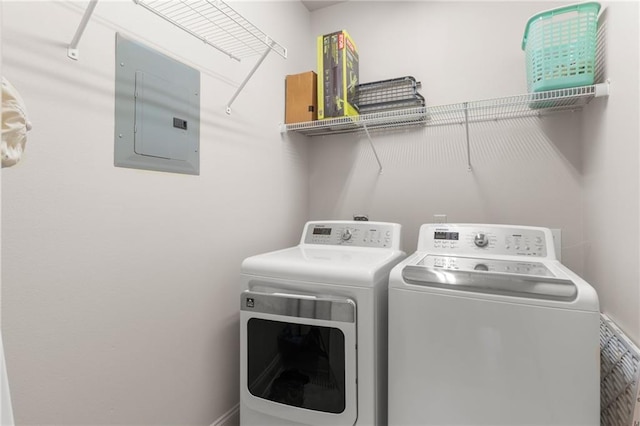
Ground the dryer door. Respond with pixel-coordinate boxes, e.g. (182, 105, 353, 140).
(240, 290, 357, 426)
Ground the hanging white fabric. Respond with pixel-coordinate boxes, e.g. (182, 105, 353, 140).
(1, 77, 32, 168)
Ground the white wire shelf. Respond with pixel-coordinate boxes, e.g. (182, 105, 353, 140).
(134, 0, 287, 61)
(285, 107, 429, 136)
(67, 0, 287, 114)
(282, 83, 609, 137)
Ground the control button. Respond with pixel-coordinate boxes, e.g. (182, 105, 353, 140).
(474, 233, 489, 247)
(474, 263, 489, 271)
(341, 229, 353, 241)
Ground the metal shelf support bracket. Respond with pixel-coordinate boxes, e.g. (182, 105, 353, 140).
(362, 124, 384, 174)
(463, 102, 472, 171)
(226, 44, 273, 115)
(595, 80, 610, 97)
(67, 0, 100, 60)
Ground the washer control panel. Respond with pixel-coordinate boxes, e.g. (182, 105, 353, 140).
(303, 221, 400, 249)
(419, 224, 553, 259)
(417, 255, 555, 277)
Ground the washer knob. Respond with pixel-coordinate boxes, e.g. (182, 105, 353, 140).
(341, 228, 353, 241)
(474, 233, 489, 247)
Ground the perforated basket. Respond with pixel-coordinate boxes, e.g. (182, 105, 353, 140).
(600, 314, 640, 426)
(522, 2, 600, 92)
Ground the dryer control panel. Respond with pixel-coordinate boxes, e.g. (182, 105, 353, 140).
(302, 221, 401, 249)
(417, 223, 555, 259)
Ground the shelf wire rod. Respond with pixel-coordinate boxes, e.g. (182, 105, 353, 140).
(362, 124, 383, 174)
(67, 0, 100, 60)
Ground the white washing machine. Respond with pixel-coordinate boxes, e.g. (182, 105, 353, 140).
(388, 223, 600, 426)
(240, 221, 405, 426)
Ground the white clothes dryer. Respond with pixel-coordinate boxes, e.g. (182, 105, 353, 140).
(240, 221, 405, 426)
(388, 223, 600, 426)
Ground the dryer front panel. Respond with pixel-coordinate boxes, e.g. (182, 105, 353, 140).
(240, 290, 357, 426)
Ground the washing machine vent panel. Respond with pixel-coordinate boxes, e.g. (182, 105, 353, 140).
(600, 314, 640, 426)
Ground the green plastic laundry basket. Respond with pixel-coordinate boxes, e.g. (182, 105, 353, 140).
(522, 2, 600, 93)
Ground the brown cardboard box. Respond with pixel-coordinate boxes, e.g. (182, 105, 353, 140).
(285, 71, 317, 124)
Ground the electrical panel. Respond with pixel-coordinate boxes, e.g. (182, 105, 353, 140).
(115, 33, 200, 175)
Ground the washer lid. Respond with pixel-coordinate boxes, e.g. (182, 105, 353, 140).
(242, 245, 405, 287)
(402, 255, 577, 302)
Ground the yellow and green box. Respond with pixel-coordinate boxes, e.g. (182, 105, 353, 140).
(317, 30, 359, 120)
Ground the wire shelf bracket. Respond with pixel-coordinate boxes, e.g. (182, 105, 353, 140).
(67, 0, 100, 60)
(362, 124, 383, 174)
(67, 0, 287, 113)
(463, 102, 472, 172)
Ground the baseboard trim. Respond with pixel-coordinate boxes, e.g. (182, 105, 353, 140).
(211, 403, 239, 426)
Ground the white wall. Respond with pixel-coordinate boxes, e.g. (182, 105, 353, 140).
(582, 2, 640, 345)
(307, 1, 640, 344)
(1, 1, 311, 424)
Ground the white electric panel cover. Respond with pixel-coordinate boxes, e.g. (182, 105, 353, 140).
(115, 33, 199, 175)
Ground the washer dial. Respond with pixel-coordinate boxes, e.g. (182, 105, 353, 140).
(474, 233, 489, 247)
